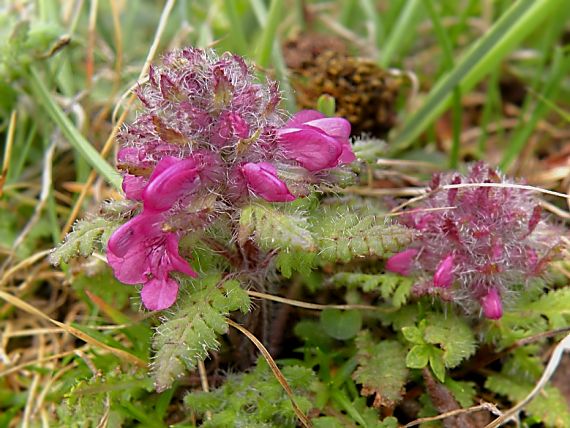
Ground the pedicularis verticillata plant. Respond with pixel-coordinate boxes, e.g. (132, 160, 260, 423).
(386, 163, 563, 319)
(108, 47, 355, 310)
(48, 46, 570, 423)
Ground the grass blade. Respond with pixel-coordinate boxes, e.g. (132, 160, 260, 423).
(379, 0, 422, 66)
(500, 49, 570, 169)
(28, 67, 122, 189)
(223, 0, 249, 55)
(391, 0, 566, 153)
(256, 0, 283, 68)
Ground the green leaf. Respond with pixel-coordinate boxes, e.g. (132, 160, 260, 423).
(428, 348, 446, 383)
(444, 378, 476, 408)
(27, 67, 121, 189)
(401, 326, 424, 345)
(239, 203, 315, 252)
(406, 345, 429, 369)
(275, 250, 317, 278)
(486, 374, 570, 427)
(185, 358, 315, 428)
(354, 332, 409, 407)
(423, 313, 477, 368)
(522, 288, 570, 329)
(320, 309, 362, 340)
(49, 217, 118, 265)
(152, 275, 250, 391)
(331, 272, 413, 308)
(313, 206, 413, 263)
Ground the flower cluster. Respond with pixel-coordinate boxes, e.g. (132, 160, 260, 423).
(386, 163, 562, 319)
(107, 48, 355, 310)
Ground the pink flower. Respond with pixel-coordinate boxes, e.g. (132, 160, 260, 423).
(386, 249, 418, 275)
(433, 255, 454, 288)
(107, 213, 196, 310)
(142, 156, 201, 212)
(277, 110, 355, 171)
(241, 162, 295, 202)
(481, 288, 503, 320)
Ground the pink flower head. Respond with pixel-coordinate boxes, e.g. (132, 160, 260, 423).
(277, 110, 355, 171)
(481, 288, 503, 320)
(107, 48, 357, 310)
(241, 162, 295, 202)
(107, 213, 196, 310)
(386, 249, 418, 276)
(390, 163, 562, 319)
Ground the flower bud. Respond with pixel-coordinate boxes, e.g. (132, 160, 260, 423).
(386, 249, 419, 276)
(481, 288, 503, 320)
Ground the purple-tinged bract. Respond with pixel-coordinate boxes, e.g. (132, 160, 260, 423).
(386, 162, 562, 319)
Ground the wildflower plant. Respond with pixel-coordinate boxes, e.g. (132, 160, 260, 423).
(51, 47, 412, 394)
(47, 46, 569, 427)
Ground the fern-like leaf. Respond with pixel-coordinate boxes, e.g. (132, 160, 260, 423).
(332, 272, 413, 307)
(151, 275, 250, 391)
(312, 206, 413, 263)
(239, 203, 315, 251)
(185, 358, 315, 427)
(354, 331, 408, 408)
(49, 217, 118, 265)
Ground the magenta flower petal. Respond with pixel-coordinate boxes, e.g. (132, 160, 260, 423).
(305, 117, 351, 139)
(433, 255, 454, 288)
(339, 142, 356, 164)
(165, 234, 198, 278)
(106, 214, 162, 284)
(107, 214, 159, 258)
(241, 162, 295, 202)
(141, 277, 179, 311)
(278, 128, 342, 171)
(106, 245, 149, 284)
(142, 156, 200, 212)
(386, 249, 419, 275)
(278, 110, 354, 171)
(285, 110, 326, 127)
(122, 174, 146, 201)
(481, 288, 503, 320)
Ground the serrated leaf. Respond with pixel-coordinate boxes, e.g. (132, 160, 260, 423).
(423, 313, 476, 368)
(313, 206, 414, 263)
(522, 288, 570, 328)
(406, 345, 430, 369)
(239, 203, 315, 251)
(275, 250, 316, 278)
(151, 275, 250, 391)
(354, 332, 409, 407)
(320, 309, 362, 340)
(49, 217, 118, 265)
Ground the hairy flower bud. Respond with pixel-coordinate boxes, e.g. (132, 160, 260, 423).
(389, 162, 563, 319)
